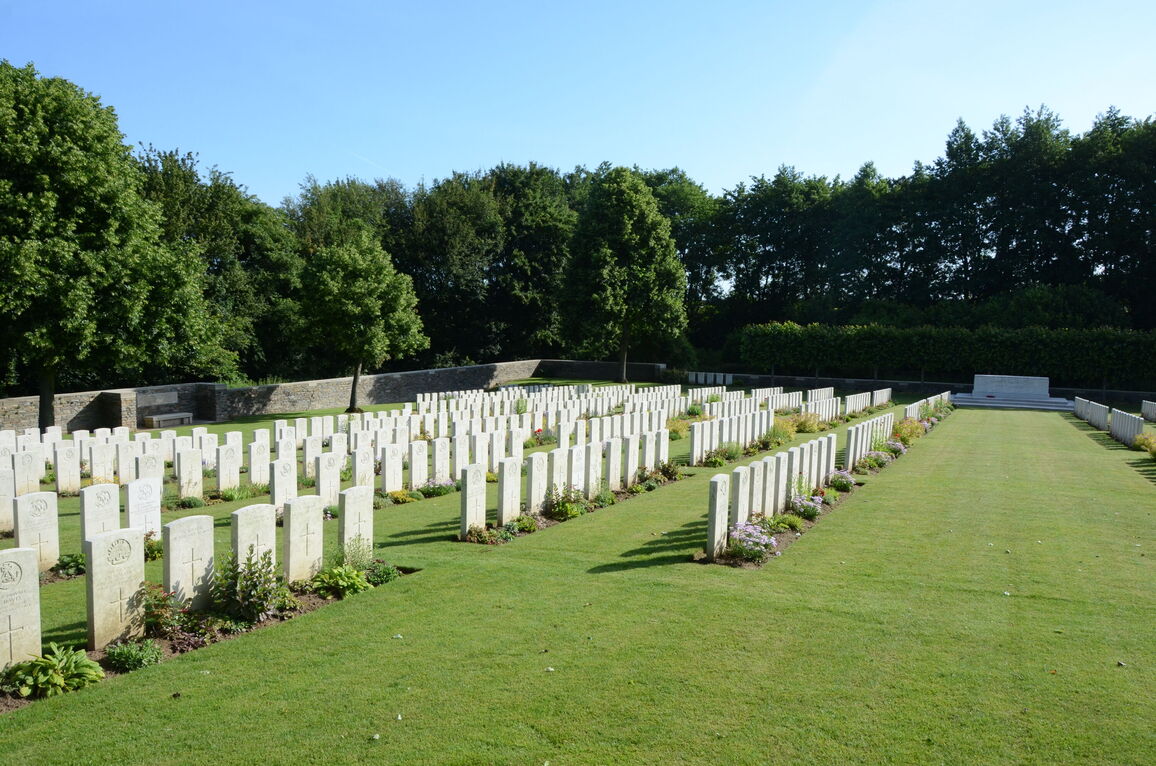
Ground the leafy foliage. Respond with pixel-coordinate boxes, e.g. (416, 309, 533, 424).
(1, 643, 104, 698)
(103, 639, 163, 673)
(309, 565, 372, 599)
(210, 548, 295, 623)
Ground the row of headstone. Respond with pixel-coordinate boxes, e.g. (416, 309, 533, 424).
(687, 372, 734, 385)
(845, 413, 895, 470)
(1108, 408, 1144, 447)
(1142, 400, 1156, 422)
(1073, 397, 1111, 431)
(802, 397, 840, 422)
(871, 388, 893, 407)
(688, 410, 779, 466)
(806, 387, 835, 402)
(0, 482, 381, 659)
(457, 430, 671, 538)
(904, 392, 952, 420)
(705, 434, 838, 560)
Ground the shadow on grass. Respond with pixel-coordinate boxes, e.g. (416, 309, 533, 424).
(377, 518, 459, 548)
(42, 620, 87, 647)
(587, 518, 706, 573)
(1062, 413, 1130, 451)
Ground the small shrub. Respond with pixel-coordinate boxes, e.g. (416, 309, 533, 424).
(104, 639, 163, 673)
(686, 403, 703, 418)
(387, 490, 418, 504)
(177, 496, 205, 509)
(143, 531, 163, 562)
(329, 536, 375, 571)
(591, 486, 617, 508)
(789, 494, 824, 521)
(759, 514, 804, 533)
(542, 486, 592, 521)
(364, 559, 401, 586)
(496, 523, 518, 542)
(310, 565, 372, 599)
(141, 583, 185, 638)
(299, 476, 317, 489)
(707, 394, 722, 403)
(211, 548, 295, 623)
(665, 418, 689, 440)
(323, 505, 339, 520)
(464, 524, 500, 544)
(892, 418, 925, 446)
(657, 461, 682, 482)
(514, 515, 539, 533)
(1132, 432, 1156, 452)
(724, 522, 777, 563)
(52, 553, 87, 577)
(883, 439, 907, 457)
(418, 480, 456, 498)
(485, 471, 498, 483)
(792, 412, 821, 433)
(828, 470, 856, 492)
(1, 643, 104, 698)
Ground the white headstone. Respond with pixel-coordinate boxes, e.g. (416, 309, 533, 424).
(459, 464, 486, 539)
(176, 449, 203, 499)
(353, 446, 375, 488)
(316, 452, 342, 507)
(54, 443, 81, 494)
(163, 515, 215, 610)
(431, 438, 451, 485)
(496, 458, 521, 527)
(14, 492, 60, 572)
(338, 486, 374, 549)
(525, 452, 548, 514)
(85, 528, 144, 649)
(0, 547, 41, 666)
(270, 457, 298, 510)
(409, 440, 429, 489)
(231, 504, 276, 564)
(706, 474, 730, 561)
(125, 478, 163, 537)
(80, 483, 120, 540)
(730, 466, 750, 526)
(248, 440, 270, 487)
(380, 444, 403, 493)
(283, 495, 325, 582)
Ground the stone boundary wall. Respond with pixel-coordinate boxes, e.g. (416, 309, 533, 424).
(0, 359, 668, 432)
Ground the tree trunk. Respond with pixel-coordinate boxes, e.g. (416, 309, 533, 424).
(347, 362, 363, 413)
(38, 366, 56, 430)
(618, 332, 629, 384)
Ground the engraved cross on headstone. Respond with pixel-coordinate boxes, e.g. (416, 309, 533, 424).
(108, 586, 126, 624)
(184, 547, 204, 588)
(1, 615, 24, 662)
(304, 519, 320, 557)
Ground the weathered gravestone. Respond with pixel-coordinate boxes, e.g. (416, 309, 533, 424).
(163, 515, 215, 610)
(14, 492, 60, 572)
(85, 528, 144, 649)
(459, 464, 486, 539)
(705, 474, 730, 561)
(496, 458, 521, 526)
(0, 547, 41, 666)
(283, 495, 324, 582)
(231, 504, 276, 564)
(80, 483, 120, 540)
(338, 485, 374, 550)
(270, 457, 297, 509)
(54, 443, 81, 494)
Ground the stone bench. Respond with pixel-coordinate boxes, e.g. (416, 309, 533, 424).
(143, 412, 193, 428)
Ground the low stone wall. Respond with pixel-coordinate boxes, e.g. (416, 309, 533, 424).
(0, 358, 668, 432)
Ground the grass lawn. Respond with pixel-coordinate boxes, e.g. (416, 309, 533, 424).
(2, 404, 1153, 764)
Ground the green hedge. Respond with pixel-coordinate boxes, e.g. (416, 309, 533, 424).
(738, 322, 1156, 389)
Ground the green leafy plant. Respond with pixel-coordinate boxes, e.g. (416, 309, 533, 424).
(104, 639, 163, 673)
(1, 643, 104, 698)
(329, 537, 375, 571)
(52, 553, 86, 578)
(364, 559, 401, 586)
(464, 524, 500, 544)
(759, 514, 804, 533)
(210, 548, 295, 623)
(417, 480, 456, 498)
(686, 403, 703, 418)
(177, 496, 205, 509)
(892, 418, 925, 446)
(310, 565, 372, 599)
(387, 490, 418, 504)
(792, 412, 821, 433)
(542, 486, 592, 521)
(514, 515, 540, 533)
(143, 531, 163, 562)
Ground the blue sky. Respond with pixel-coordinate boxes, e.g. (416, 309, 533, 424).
(3, 0, 1153, 205)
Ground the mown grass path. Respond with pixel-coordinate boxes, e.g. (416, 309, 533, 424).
(1, 408, 1153, 765)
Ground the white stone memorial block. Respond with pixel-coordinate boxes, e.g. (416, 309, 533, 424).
(470, 434, 489, 477)
(353, 446, 375, 488)
(225, 431, 242, 454)
(459, 464, 486, 539)
(657, 429, 670, 465)
(825, 434, 838, 480)
(730, 466, 750, 526)
(270, 457, 298, 509)
(163, 515, 215, 610)
(380, 445, 403, 493)
(136, 451, 164, 482)
(283, 495, 325, 582)
(116, 442, 139, 485)
(302, 436, 322, 480)
(558, 421, 572, 448)
(761, 456, 776, 516)
(409, 440, 429, 489)
(54, 443, 81, 494)
(293, 418, 308, 447)
(85, 528, 145, 650)
(604, 437, 623, 491)
(623, 434, 640, 487)
(786, 447, 802, 497)
(509, 430, 524, 464)
(431, 438, 451, 485)
(706, 474, 730, 561)
(176, 449, 203, 499)
(330, 432, 348, 457)
(569, 445, 586, 496)
(574, 419, 587, 445)
(125, 478, 163, 536)
(277, 436, 296, 462)
(584, 442, 602, 499)
(0, 471, 11, 535)
(248, 441, 270, 487)
(217, 445, 241, 491)
(748, 460, 765, 517)
(452, 435, 469, 479)
(81, 483, 120, 540)
(200, 433, 219, 469)
(316, 452, 341, 507)
(488, 431, 505, 472)
(231, 504, 276, 564)
(112, 426, 131, 442)
(338, 486, 374, 549)
(173, 435, 193, 458)
(94, 427, 113, 441)
(641, 432, 657, 471)
(547, 448, 568, 493)
(496, 458, 521, 526)
(12, 450, 40, 495)
(772, 453, 789, 514)
(0, 547, 41, 666)
(14, 492, 60, 571)
(526, 452, 548, 514)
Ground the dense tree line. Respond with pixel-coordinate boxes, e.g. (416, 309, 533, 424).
(3, 60, 1154, 404)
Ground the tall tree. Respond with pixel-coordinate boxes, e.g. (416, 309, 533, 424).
(0, 61, 233, 426)
(564, 167, 687, 382)
(300, 231, 427, 411)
